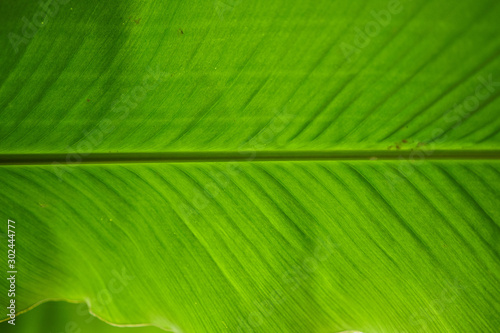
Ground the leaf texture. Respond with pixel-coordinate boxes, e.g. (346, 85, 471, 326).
(0, 0, 499, 153)
(0, 0, 499, 332)
(1, 161, 499, 332)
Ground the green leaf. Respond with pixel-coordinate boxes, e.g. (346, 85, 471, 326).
(1, 161, 499, 332)
(1, 301, 163, 333)
(0, 0, 499, 332)
(0, 0, 499, 153)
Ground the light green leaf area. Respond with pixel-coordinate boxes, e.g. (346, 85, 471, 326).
(0, 0, 499, 153)
(1, 161, 499, 332)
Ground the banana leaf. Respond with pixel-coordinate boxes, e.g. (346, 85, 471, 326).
(0, 0, 499, 332)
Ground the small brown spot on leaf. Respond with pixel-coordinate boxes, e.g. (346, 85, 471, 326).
(134, 18, 141, 24)
(402, 139, 408, 143)
(179, 28, 184, 35)
(86, 99, 90, 102)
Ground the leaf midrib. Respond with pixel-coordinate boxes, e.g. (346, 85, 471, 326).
(1, 150, 499, 165)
